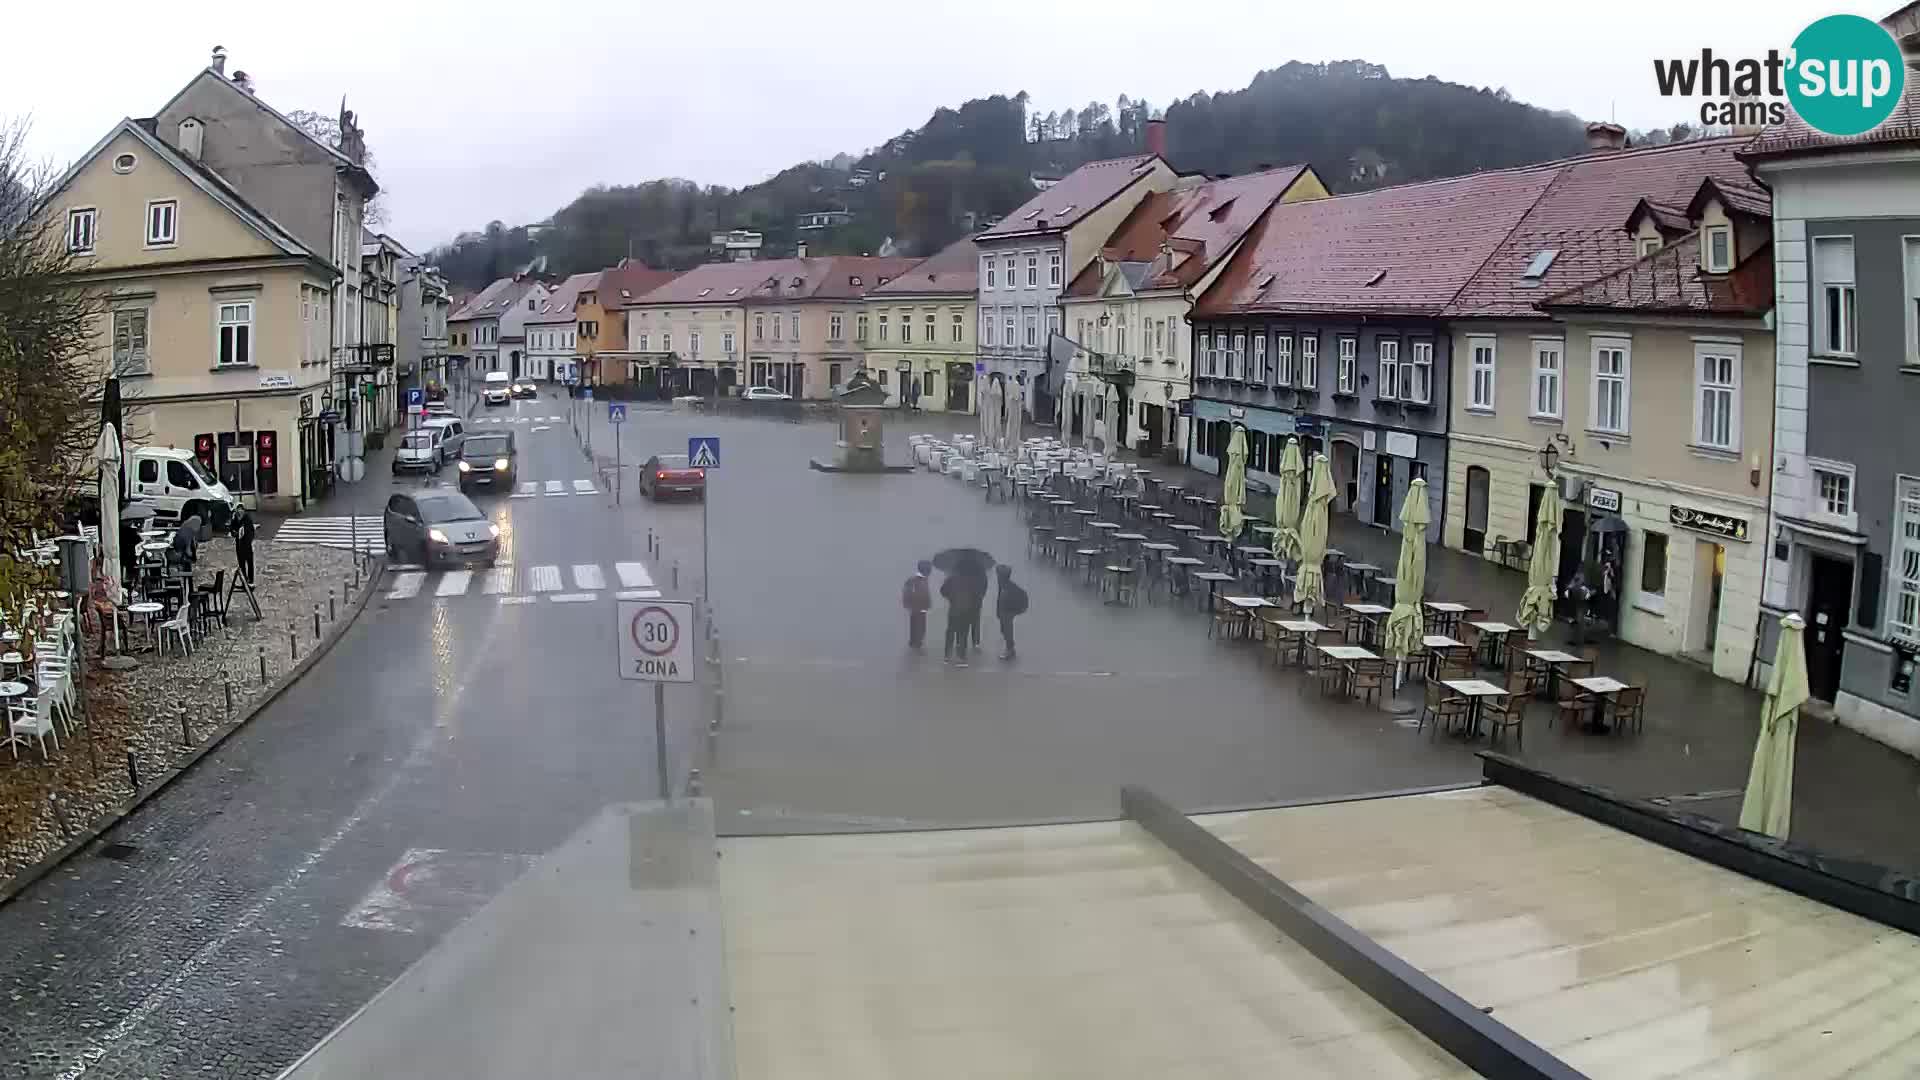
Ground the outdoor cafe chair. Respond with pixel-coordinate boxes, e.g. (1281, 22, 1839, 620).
(1347, 657, 1388, 706)
(156, 607, 195, 659)
(1027, 525, 1053, 559)
(1551, 676, 1590, 731)
(9, 692, 59, 761)
(1316, 653, 1350, 698)
(1484, 686, 1532, 749)
(1610, 685, 1647, 735)
(1420, 680, 1470, 740)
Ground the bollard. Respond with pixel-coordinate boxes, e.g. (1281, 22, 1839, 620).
(712, 686, 726, 732)
(180, 709, 193, 747)
(647, 529, 655, 555)
(125, 751, 141, 792)
(258, 645, 268, 684)
(672, 563, 679, 590)
(329, 588, 337, 621)
(289, 623, 298, 662)
(49, 794, 72, 840)
(313, 603, 322, 641)
(224, 673, 234, 715)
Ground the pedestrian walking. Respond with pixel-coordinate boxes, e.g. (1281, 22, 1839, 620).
(901, 560, 932, 651)
(993, 564, 1029, 661)
(231, 506, 257, 585)
(940, 567, 986, 666)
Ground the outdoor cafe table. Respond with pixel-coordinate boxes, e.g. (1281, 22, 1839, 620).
(1101, 564, 1138, 606)
(1441, 678, 1510, 738)
(1467, 620, 1520, 667)
(1247, 558, 1288, 596)
(1164, 555, 1204, 598)
(1088, 521, 1121, 532)
(1343, 602, 1393, 648)
(1423, 601, 1471, 635)
(1194, 535, 1231, 561)
(1193, 570, 1238, 611)
(1370, 576, 1398, 604)
(1421, 634, 1462, 679)
(1217, 595, 1271, 639)
(1570, 675, 1630, 733)
(127, 601, 164, 651)
(1317, 643, 1378, 698)
(1275, 619, 1329, 665)
(1525, 649, 1591, 699)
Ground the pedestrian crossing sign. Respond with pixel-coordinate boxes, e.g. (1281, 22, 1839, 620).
(688, 437, 720, 468)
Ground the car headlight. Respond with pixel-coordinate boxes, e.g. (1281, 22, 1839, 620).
(494, 458, 509, 471)
(457, 460, 472, 472)
(487, 523, 501, 538)
(428, 528, 449, 544)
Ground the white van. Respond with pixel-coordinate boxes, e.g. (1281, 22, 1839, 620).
(483, 371, 512, 406)
(419, 417, 466, 462)
(394, 426, 446, 474)
(128, 447, 241, 528)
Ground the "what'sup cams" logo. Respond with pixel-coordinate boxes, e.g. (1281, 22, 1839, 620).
(1654, 13, 1906, 136)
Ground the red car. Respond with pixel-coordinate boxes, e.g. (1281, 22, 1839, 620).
(639, 453, 706, 501)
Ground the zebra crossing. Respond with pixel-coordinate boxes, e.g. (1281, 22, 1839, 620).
(474, 415, 565, 425)
(382, 559, 662, 605)
(271, 516, 385, 554)
(510, 479, 601, 499)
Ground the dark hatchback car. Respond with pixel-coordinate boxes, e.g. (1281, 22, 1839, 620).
(457, 432, 517, 492)
(639, 453, 706, 501)
(383, 489, 500, 566)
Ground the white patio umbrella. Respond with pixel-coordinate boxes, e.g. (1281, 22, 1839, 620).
(1006, 380, 1025, 449)
(978, 375, 994, 449)
(95, 423, 123, 649)
(1740, 613, 1810, 840)
(1103, 384, 1120, 454)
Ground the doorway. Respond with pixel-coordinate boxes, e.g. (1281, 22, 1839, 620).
(947, 364, 971, 411)
(1687, 541, 1725, 660)
(1141, 403, 1164, 457)
(1805, 553, 1854, 702)
(1373, 454, 1393, 527)
(1331, 440, 1359, 513)
(1464, 465, 1490, 552)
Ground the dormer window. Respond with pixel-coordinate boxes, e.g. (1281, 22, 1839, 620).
(1521, 249, 1558, 283)
(1207, 198, 1236, 222)
(1364, 269, 1388, 287)
(1056, 204, 1075, 216)
(1023, 209, 1041, 220)
(790, 276, 804, 289)
(1704, 225, 1733, 273)
(727, 287, 741, 296)
(697, 287, 712, 297)
(1637, 236, 1663, 258)
(849, 275, 862, 286)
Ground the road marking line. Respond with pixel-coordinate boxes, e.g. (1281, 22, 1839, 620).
(549, 592, 596, 603)
(482, 566, 513, 594)
(389, 563, 425, 572)
(543, 480, 565, 495)
(385, 572, 424, 600)
(435, 570, 471, 597)
(512, 481, 537, 499)
(528, 565, 562, 591)
(544, 415, 562, 421)
(499, 595, 536, 605)
(571, 563, 605, 589)
(571, 479, 598, 494)
(532, 425, 551, 432)
(614, 561, 654, 588)
(615, 589, 662, 600)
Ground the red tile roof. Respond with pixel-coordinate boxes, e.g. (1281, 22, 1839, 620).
(1441, 136, 1761, 318)
(600, 260, 682, 308)
(1538, 232, 1773, 317)
(625, 256, 917, 306)
(868, 237, 979, 295)
(1741, 67, 1920, 159)
(526, 272, 601, 324)
(1195, 166, 1561, 318)
(1065, 166, 1312, 297)
(975, 154, 1165, 239)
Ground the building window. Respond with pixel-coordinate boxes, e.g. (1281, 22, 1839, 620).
(66, 208, 96, 253)
(636, 333, 648, 351)
(1592, 337, 1630, 434)
(877, 369, 888, 387)
(984, 258, 996, 290)
(877, 314, 889, 342)
(1203, 332, 1218, 377)
(1025, 311, 1038, 347)
(1048, 251, 1062, 286)
(982, 312, 994, 347)
(1408, 340, 1432, 403)
(1273, 335, 1293, 385)
(951, 311, 963, 343)
(661, 331, 672, 353)
(216, 300, 253, 367)
(1641, 532, 1669, 597)
(1004, 313, 1015, 346)
(1300, 335, 1317, 389)
(1231, 332, 1247, 380)
(856, 314, 868, 342)
(1116, 322, 1128, 357)
(1026, 254, 1038, 286)
(828, 313, 843, 340)
(789, 313, 800, 339)
(901, 311, 913, 344)
(112, 309, 150, 376)
(1154, 319, 1166, 357)
(1906, 237, 1920, 366)
(771, 315, 781, 342)
(1695, 343, 1740, 450)
(1705, 225, 1732, 272)
(1811, 461, 1855, 527)
(1531, 340, 1562, 418)
(1638, 236, 1662, 258)
(1814, 236, 1856, 357)
(754, 313, 765, 341)
(1252, 335, 1267, 383)
(145, 199, 177, 246)
(1003, 258, 1016, 288)
(1892, 477, 1920, 644)
(689, 330, 701, 355)
(1336, 336, 1357, 394)
(1468, 336, 1495, 410)
(1046, 308, 1060, 343)
(722, 330, 735, 354)
(925, 311, 936, 341)
(1377, 339, 1400, 399)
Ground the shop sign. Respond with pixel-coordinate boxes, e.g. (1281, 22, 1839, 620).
(1669, 503, 1750, 542)
(299, 395, 313, 419)
(1177, 399, 1194, 417)
(1383, 431, 1418, 459)
(1227, 406, 1245, 420)
(1362, 430, 1377, 452)
(1588, 486, 1622, 513)
(258, 373, 294, 390)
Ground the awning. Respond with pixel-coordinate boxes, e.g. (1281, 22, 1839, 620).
(1777, 515, 1867, 547)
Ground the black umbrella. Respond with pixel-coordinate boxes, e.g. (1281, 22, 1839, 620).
(932, 548, 995, 576)
(1591, 515, 1630, 535)
(120, 502, 157, 522)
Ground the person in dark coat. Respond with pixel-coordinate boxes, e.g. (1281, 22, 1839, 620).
(993, 564, 1029, 661)
(117, 514, 141, 591)
(231, 506, 258, 585)
(900, 560, 932, 650)
(169, 514, 201, 571)
(940, 567, 987, 665)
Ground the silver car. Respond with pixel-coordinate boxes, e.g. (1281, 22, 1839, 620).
(383, 489, 500, 567)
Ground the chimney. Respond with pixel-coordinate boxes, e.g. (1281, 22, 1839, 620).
(232, 70, 254, 95)
(210, 46, 227, 76)
(1585, 121, 1627, 152)
(1144, 117, 1167, 158)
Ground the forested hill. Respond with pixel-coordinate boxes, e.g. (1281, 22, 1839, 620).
(428, 60, 1591, 292)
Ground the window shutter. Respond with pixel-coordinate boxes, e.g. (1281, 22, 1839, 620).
(1858, 551, 1883, 631)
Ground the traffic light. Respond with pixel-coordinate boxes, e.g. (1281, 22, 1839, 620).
(193, 433, 215, 473)
(255, 430, 278, 495)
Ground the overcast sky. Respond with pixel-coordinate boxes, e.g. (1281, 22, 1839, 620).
(7, 0, 1819, 253)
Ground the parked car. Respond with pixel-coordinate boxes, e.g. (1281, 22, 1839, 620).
(483, 371, 512, 406)
(419, 417, 466, 463)
(457, 432, 517, 492)
(127, 447, 241, 529)
(393, 427, 445, 474)
(742, 385, 793, 401)
(511, 380, 538, 399)
(383, 489, 500, 567)
(639, 453, 706, 501)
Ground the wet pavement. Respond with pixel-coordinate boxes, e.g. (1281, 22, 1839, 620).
(2, 400, 1917, 1077)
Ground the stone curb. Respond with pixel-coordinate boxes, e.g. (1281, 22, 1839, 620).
(0, 556, 387, 909)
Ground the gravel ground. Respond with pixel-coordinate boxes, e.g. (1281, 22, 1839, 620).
(0, 539, 364, 884)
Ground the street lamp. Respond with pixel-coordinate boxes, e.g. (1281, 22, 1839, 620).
(1538, 439, 1559, 476)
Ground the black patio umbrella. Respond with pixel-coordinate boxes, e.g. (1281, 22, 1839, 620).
(120, 502, 157, 522)
(1591, 515, 1630, 535)
(932, 548, 996, 576)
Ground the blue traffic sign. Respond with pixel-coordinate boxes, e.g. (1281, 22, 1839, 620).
(608, 402, 627, 424)
(688, 437, 720, 469)
(406, 387, 424, 406)
(582, 386, 594, 401)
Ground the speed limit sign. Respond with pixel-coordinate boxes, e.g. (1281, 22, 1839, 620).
(616, 599, 695, 682)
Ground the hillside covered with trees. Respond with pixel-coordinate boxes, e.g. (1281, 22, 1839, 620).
(428, 60, 1596, 292)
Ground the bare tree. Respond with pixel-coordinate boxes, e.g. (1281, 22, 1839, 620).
(286, 108, 388, 227)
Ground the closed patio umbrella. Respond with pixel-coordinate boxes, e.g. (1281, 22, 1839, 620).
(1005, 380, 1024, 449)
(1292, 453, 1335, 609)
(1218, 425, 1247, 540)
(1740, 613, 1810, 840)
(978, 376, 995, 448)
(1381, 478, 1431, 659)
(96, 423, 123, 647)
(1517, 481, 1563, 635)
(1271, 437, 1304, 561)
